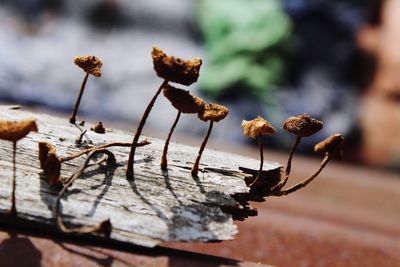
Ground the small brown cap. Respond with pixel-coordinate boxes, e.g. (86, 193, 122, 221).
(241, 116, 276, 139)
(283, 114, 323, 137)
(91, 121, 106, 134)
(163, 84, 205, 114)
(0, 119, 38, 142)
(38, 142, 62, 185)
(314, 133, 344, 159)
(152, 46, 202, 86)
(74, 55, 102, 77)
(197, 103, 228, 122)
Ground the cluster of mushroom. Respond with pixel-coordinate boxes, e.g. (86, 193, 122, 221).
(242, 114, 344, 196)
(67, 48, 229, 178)
(0, 46, 345, 239)
(126, 46, 228, 177)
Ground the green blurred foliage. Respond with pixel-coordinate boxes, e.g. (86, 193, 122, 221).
(197, 0, 292, 100)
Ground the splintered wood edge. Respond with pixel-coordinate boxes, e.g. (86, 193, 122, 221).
(0, 105, 281, 247)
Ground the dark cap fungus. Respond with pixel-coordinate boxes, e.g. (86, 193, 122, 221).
(0, 119, 38, 142)
(91, 121, 106, 134)
(74, 56, 103, 77)
(197, 103, 228, 122)
(38, 142, 62, 185)
(242, 116, 276, 139)
(314, 133, 344, 159)
(163, 84, 205, 114)
(283, 114, 323, 137)
(151, 46, 202, 86)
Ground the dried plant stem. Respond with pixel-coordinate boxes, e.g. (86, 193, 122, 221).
(70, 72, 89, 124)
(271, 153, 330, 196)
(75, 130, 87, 146)
(161, 111, 181, 170)
(10, 142, 17, 216)
(249, 134, 264, 187)
(191, 121, 214, 177)
(60, 139, 150, 162)
(273, 136, 302, 190)
(286, 136, 301, 176)
(56, 149, 115, 236)
(127, 79, 168, 178)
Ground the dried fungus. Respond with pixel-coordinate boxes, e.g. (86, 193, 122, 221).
(74, 55, 103, 77)
(152, 46, 202, 86)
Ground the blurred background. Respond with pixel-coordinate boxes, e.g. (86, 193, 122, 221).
(0, 0, 398, 171)
(1, 1, 400, 266)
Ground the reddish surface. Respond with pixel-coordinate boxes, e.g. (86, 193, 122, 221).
(164, 149, 400, 267)
(0, 229, 270, 267)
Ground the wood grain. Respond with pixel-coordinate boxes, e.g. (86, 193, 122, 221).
(0, 105, 281, 247)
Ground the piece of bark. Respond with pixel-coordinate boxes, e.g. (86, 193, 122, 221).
(0, 105, 281, 247)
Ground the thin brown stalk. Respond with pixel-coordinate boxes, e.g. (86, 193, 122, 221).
(161, 111, 181, 170)
(191, 121, 214, 177)
(10, 142, 17, 216)
(70, 72, 89, 124)
(56, 149, 115, 236)
(272, 135, 302, 190)
(60, 139, 150, 162)
(271, 153, 330, 196)
(126, 79, 168, 178)
(249, 134, 264, 187)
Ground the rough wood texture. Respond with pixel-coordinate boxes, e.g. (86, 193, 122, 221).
(0, 105, 281, 247)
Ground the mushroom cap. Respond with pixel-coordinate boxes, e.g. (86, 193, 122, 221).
(91, 122, 106, 134)
(241, 116, 276, 139)
(74, 55, 103, 77)
(282, 114, 323, 137)
(38, 142, 62, 185)
(152, 46, 202, 86)
(0, 119, 38, 142)
(197, 103, 229, 122)
(163, 84, 205, 114)
(314, 133, 344, 159)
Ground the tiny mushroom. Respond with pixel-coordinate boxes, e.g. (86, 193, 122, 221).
(91, 121, 106, 134)
(276, 114, 323, 189)
(0, 119, 38, 216)
(314, 133, 344, 160)
(127, 46, 202, 178)
(161, 84, 205, 170)
(69, 55, 103, 124)
(191, 103, 228, 176)
(270, 133, 345, 196)
(152, 46, 202, 86)
(241, 116, 276, 186)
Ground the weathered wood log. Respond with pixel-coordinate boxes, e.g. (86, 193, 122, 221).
(0, 105, 281, 247)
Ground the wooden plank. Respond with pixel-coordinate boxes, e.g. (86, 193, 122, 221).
(0, 105, 281, 247)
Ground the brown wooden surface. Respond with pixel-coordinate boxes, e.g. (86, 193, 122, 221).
(0, 227, 275, 267)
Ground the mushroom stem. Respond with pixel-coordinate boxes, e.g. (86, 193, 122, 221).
(70, 72, 89, 124)
(161, 111, 181, 170)
(126, 79, 169, 178)
(10, 141, 17, 216)
(286, 135, 301, 176)
(249, 134, 264, 187)
(273, 135, 302, 190)
(56, 149, 115, 236)
(60, 139, 150, 162)
(191, 121, 214, 176)
(271, 153, 331, 196)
